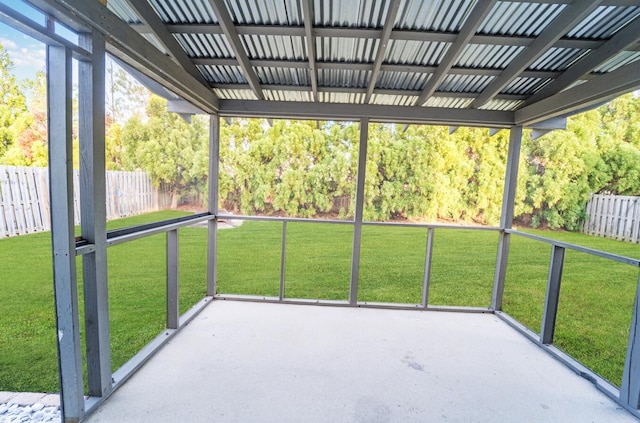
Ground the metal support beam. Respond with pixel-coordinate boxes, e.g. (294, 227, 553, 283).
(621, 273, 640, 409)
(167, 229, 179, 329)
(219, 100, 514, 127)
(364, 0, 401, 104)
(541, 245, 565, 344)
(492, 126, 522, 310)
(78, 31, 112, 399)
(301, 0, 318, 101)
(524, 16, 640, 106)
(123, 0, 209, 86)
(515, 59, 640, 126)
(48, 44, 84, 422)
(280, 221, 287, 301)
(207, 114, 220, 296)
(350, 118, 369, 305)
(209, 0, 264, 100)
(415, 0, 498, 106)
(471, 0, 602, 109)
(421, 228, 435, 308)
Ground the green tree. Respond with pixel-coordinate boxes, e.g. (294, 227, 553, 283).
(0, 42, 28, 159)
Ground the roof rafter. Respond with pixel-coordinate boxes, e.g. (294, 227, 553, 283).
(208, 0, 264, 100)
(415, 0, 498, 106)
(301, 0, 318, 102)
(515, 59, 640, 126)
(364, 0, 402, 104)
(523, 15, 640, 106)
(471, 0, 603, 109)
(122, 0, 209, 86)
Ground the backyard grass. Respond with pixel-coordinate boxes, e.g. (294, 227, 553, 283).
(1, 212, 639, 393)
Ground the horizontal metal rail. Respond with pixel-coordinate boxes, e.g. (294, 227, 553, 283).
(506, 229, 640, 267)
(217, 213, 352, 225)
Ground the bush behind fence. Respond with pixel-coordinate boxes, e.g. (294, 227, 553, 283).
(0, 165, 165, 238)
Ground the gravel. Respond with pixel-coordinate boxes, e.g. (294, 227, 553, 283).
(0, 397, 60, 423)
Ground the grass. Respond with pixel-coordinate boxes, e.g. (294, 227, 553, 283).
(1, 213, 639, 392)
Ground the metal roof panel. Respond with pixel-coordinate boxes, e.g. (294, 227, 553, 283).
(316, 37, 379, 63)
(148, 0, 218, 24)
(242, 34, 306, 60)
(478, 2, 565, 37)
(456, 44, 525, 69)
(314, 0, 388, 27)
(395, 0, 476, 32)
(377, 71, 430, 90)
(567, 6, 640, 39)
(175, 33, 234, 57)
(385, 40, 450, 65)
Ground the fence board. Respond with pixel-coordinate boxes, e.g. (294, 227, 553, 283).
(0, 165, 161, 238)
(583, 193, 640, 244)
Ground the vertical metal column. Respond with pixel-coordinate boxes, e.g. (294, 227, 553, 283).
(78, 32, 112, 398)
(207, 113, 220, 296)
(621, 273, 640, 409)
(491, 126, 523, 310)
(349, 118, 369, 305)
(48, 45, 84, 421)
(279, 221, 287, 301)
(167, 229, 179, 329)
(421, 228, 435, 308)
(540, 245, 565, 344)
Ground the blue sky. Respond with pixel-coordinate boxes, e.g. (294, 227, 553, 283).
(0, 1, 47, 81)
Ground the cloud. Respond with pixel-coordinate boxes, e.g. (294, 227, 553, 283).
(0, 37, 18, 49)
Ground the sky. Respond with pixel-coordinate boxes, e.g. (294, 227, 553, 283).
(0, 1, 46, 81)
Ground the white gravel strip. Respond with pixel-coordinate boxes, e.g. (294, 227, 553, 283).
(0, 392, 60, 423)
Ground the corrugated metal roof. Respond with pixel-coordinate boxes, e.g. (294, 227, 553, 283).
(314, 0, 388, 27)
(225, 0, 303, 25)
(199, 65, 247, 83)
(318, 69, 370, 88)
(395, 0, 476, 32)
(594, 51, 640, 73)
(528, 47, 588, 71)
(176, 33, 234, 58)
(316, 37, 379, 63)
(567, 6, 640, 39)
(385, 40, 449, 66)
(148, 0, 218, 24)
(242, 35, 306, 60)
(438, 74, 495, 93)
(502, 77, 550, 95)
(376, 71, 430, 91)
(478, 2, 565, 37)
(456, 44, 525, 69)
(94, 0, 640, 115)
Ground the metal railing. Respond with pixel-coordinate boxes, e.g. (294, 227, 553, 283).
(74, 213, 215, 415)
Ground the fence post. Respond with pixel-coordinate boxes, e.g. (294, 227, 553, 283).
(541, 245, 565, 344)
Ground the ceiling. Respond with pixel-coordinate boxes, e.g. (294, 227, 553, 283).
(10, 0, 640, 127)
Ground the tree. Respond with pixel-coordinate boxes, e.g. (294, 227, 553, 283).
(0, 42, 28, 160)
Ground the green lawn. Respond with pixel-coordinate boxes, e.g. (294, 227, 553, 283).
(1, 213, 639, 392)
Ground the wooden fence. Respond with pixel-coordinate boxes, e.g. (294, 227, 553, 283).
(0, 166, 162, 238)
(583, 193, 640, 243)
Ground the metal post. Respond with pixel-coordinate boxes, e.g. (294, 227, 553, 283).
(421, 228, 435, 308)
(167, 229, 179, 329)
(207, 113, 220, 296)
(79, 31, 112, 398)
(621, 272, 640, 409)
(279, 221, 287, 301)
(350, 118, 369, 305)
(48, 44, 84, 421)
(540, 245, 565, 344)
(492, 126, 523, 310)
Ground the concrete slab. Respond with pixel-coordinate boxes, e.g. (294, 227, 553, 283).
(8, 392, 46, 405)
(86, 301, 637, 423)
(0, 392, 17, 403)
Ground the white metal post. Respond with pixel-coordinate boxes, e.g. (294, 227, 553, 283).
(540, 245, 565, 344)
(621, 272, 640, 409)
(48, 44, 84, 421)
(207, 113, 220, 296)
(350, 118, 369, 305)
(492, 126, 523, 310)
(167, 229, 179, 329)
(79, 31, 112, 398)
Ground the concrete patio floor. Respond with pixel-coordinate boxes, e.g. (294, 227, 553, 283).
(86, 300, 637, 423)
